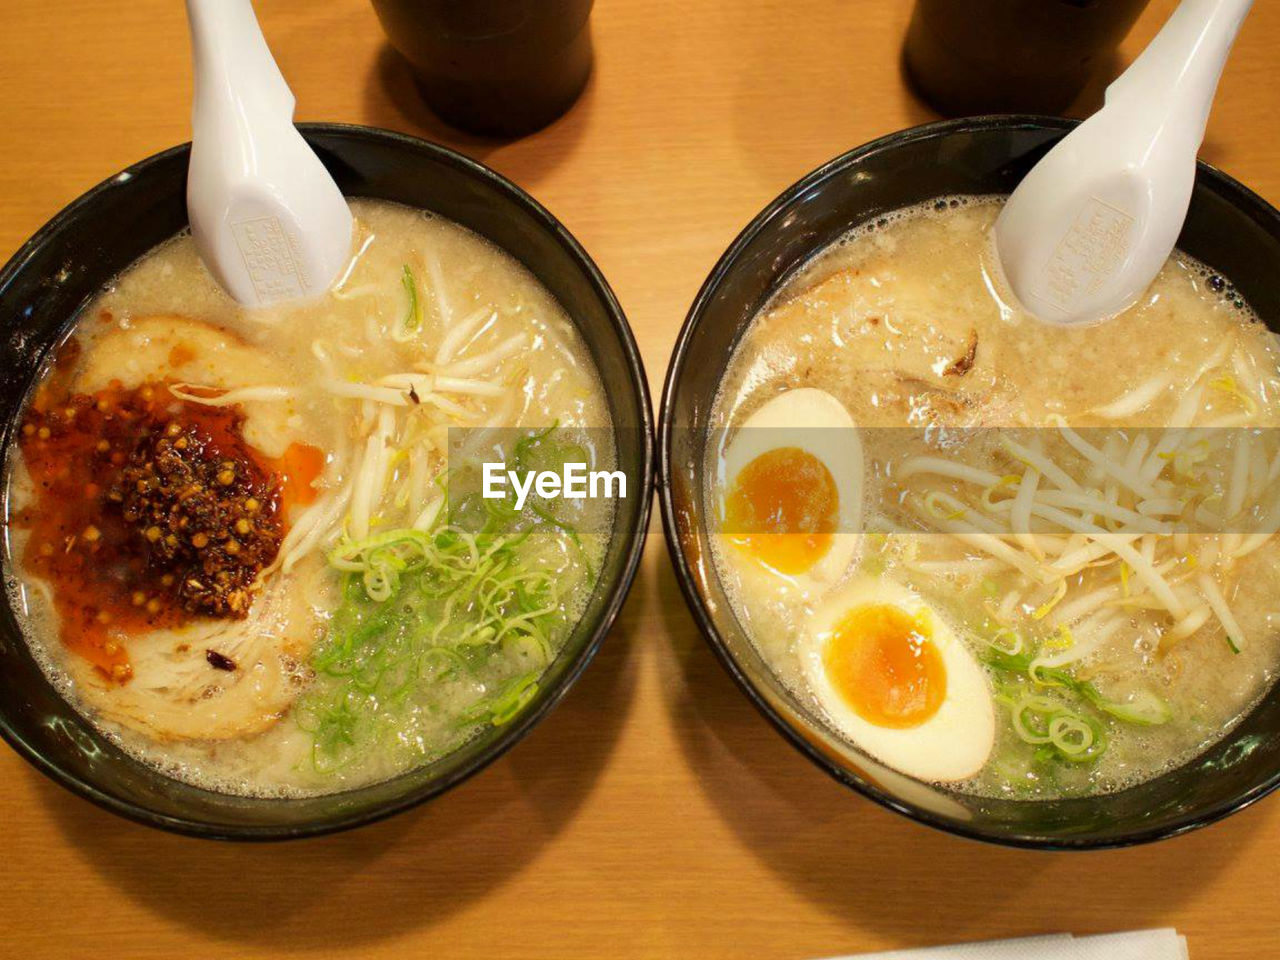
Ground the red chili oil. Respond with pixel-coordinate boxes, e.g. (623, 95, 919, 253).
(14, 356, 322, 684)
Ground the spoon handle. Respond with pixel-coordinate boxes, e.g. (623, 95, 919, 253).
(187, 0, 294, 129)
(1107, 0, 1253, 144)
(184, 0, 353, 308)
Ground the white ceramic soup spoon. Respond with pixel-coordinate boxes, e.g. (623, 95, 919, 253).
(993, 0, 1252, 326)
(185, 0, 353, 308)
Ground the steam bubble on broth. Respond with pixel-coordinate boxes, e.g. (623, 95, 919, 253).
(2, 199, 614, 797)
(709, 196, 1280, 800)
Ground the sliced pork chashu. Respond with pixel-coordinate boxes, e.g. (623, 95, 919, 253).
(768, 267, 994, 389)
(67, 577, 316, 742)
(76, 314, 301, 457)
(57, 315, 322, 741)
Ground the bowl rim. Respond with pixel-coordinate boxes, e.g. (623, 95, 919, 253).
(658, 113, 1280, 851)
(0, 121, 655, 841)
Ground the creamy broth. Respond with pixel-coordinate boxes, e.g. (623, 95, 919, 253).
(4, 199, 613, 797)
(710, 197, 1280, 799)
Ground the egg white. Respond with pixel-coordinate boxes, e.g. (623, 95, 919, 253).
(718, 388, 863, 592)
(801, 578, 995, 783)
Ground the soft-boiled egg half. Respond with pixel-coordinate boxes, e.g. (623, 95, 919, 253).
(801, 578, 994, 782)
(719, 388, 862, 589)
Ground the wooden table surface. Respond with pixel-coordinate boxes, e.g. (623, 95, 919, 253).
(2, 1, 1279, 957)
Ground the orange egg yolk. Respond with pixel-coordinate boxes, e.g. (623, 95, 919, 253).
(822, 604, 947, 729)
(723, 447, 838, 575)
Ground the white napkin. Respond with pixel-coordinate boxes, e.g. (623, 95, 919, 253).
(823, 929, 1189, 960)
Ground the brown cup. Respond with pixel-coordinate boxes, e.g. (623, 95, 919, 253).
(903, 0, 1151, 116)
(371, 0, 594, 138)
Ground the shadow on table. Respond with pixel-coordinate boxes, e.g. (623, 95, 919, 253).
(37, 590, 643, 950)
(893, 46, 1238, 175)
(652, 550, 1263, 945)
(723, 0, 938, 194)
(360, 44, 594, 190)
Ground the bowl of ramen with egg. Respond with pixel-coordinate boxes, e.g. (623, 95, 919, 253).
(660, 116, 1280, 848)
(0, 124, 653, 838)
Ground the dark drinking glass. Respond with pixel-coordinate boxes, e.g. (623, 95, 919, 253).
(371, 0, 594, 138)
(903, 0, 1151, 117)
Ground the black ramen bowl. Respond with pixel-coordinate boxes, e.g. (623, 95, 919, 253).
(0, 123, 653, 840)
(660, 116, 1280, 849)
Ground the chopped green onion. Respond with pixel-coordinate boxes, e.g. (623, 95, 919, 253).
(1048, 712, 1106, 763)
(981, 629, 1170, 767)
(299, 433, 591, 772)
(1008, 693, 1107, 762)
(1080, 684, 1172, 725)
(401, 264, 422, 331)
